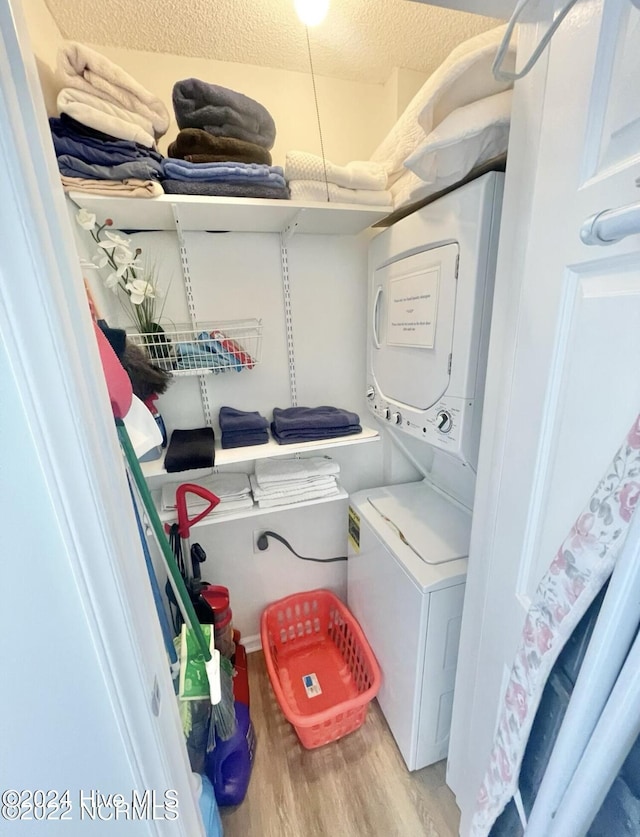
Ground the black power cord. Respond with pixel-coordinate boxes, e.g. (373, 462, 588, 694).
(257, 530, 347, 563)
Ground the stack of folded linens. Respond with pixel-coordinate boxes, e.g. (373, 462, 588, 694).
(161, 473, 253, 516)
(250, 456, 341, 509)
(219, 406, 269, 449)
(54, 43, 169, 197)
(285, 151, 391, 206)
(271, 406, 362, 445)
(164, 79, 288, 199)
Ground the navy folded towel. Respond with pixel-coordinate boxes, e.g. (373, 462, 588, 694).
(219, 406, 268, 432)
(272, 406, 361, 432)
(221, 430, 269, 449)
(162, 180, 290, 200)
(270, 406, 362, 445)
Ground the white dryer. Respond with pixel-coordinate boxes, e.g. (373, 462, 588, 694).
(347, 172, 504, 771)
(366, 171, 504, 470)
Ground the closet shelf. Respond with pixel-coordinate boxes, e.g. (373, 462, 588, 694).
(141, 425, 380, 479)
(152, 486, 349, 528)
(68, 192, 390, 235)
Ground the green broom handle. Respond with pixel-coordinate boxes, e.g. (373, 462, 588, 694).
(116, 420, 212, 663)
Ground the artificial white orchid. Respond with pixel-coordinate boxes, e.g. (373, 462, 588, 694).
(76, 208, 96, 231)
(75, 209, 166, 334)
(126, 279, 156, 305)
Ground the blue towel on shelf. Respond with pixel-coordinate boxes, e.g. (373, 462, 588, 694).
(221, 430, 269, 449)
(271, 425, 362, 445)
(57, 155, 163, 181)
(49, 117, 164, 165)
(219, 406, 268, 433)
(162, 159, 285, 186)
(162, 179, 290, 199)
(272, 406, 361, 432)
(175, 342, 233, 371)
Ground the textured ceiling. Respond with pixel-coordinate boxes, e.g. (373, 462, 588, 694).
(45, 0, 499, 84)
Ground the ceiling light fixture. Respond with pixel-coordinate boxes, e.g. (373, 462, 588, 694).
(294, 0, 329, 27)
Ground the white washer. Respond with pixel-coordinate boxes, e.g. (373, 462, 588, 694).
(348, 481, 470, 771)
(347, 173, 504, 770)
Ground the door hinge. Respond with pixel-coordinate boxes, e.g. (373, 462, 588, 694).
(448, 354, 452, 374)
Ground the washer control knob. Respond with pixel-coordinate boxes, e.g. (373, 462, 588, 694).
(382, 407, 391, 420)
(436, 410, 453, 433)
(366, 386, 375, 400)
(390, 412, 402, 425)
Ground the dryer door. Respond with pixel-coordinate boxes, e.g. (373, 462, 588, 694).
(371, 243, 459, 410)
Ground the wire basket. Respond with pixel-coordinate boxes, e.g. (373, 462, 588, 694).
(261, 590, 381, 749)
(127, 319, 262, 377)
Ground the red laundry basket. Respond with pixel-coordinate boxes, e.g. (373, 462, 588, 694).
(261, 589, 381, 749)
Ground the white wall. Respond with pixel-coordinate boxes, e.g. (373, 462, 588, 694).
(84, 43, 393, 165)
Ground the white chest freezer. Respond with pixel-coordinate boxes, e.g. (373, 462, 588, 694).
(347, 480, 471, 770)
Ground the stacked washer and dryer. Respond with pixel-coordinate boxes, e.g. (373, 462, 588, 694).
(347, 172, 504, 771)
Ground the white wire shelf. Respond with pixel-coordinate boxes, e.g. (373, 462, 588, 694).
(127, 318, 262, 376)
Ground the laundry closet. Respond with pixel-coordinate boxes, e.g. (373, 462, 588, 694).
(4, 1, 640, 836)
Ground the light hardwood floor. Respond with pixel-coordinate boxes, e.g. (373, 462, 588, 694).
(220, 652, 461, 837)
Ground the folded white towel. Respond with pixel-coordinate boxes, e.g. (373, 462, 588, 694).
(250, 474, 337, 500)
(254, 456, 340, 486)
(257, 484, 341, 509)
(58, 43, 169, 138)
(57, 87, 156, 148)
(289, 180, 392, 207)
(162, 473, 251, 512)
(285, 151, 387, 191)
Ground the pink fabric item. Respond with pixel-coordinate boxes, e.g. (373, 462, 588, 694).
(472, 412, 640, 836)
(92, 321, 132, 419)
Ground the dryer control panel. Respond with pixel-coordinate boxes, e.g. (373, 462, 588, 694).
(367, 383, 474, 464)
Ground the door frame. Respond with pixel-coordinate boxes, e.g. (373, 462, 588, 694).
(0, 3, 203, 833)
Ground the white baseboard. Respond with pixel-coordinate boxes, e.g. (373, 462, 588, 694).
(242, 633, 262, 654)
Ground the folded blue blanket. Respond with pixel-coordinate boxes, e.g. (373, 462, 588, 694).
(57, 155, 163, 181)
(272, 406, 361, 433)
(173, 79, 276, 150)
(162, 159, 285, 186)
(271, 425, 362, 445)
(219, 406, 268, 432)
(221, 430, 269, 449)
(162, 180, 290, 200)
(49, 117, 164, 166)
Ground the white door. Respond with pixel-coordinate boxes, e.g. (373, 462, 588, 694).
(447, 2, 640, 833)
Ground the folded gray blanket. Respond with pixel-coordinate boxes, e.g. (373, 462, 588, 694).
(172, 79, 276, 150)
(162, 179, 290, 200)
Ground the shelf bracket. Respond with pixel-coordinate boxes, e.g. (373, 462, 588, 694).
(279, 233, 298, 408)
(171, 202, 213, 427)
(282, 209, 303, 242)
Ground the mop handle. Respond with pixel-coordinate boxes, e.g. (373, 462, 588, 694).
(116, 420, 212, 663)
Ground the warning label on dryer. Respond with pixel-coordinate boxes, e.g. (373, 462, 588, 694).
(348, 506, 360, 552)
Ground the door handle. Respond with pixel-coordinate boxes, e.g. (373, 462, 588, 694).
(580, 200, 640, 246)
(372, 286, 383, 349)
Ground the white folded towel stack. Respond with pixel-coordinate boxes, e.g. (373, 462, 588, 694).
(285, 150, 390, 207)
(162, 473, 253, 516)
(56, 42, 170, 148)
(251, 456, 341, 508)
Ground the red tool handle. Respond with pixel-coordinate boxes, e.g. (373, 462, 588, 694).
(176, 483, 220, 538)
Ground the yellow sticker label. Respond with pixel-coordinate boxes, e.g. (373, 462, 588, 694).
(348, 506, 360, 552)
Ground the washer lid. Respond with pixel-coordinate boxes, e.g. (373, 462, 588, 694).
(360, 481, 471, 566)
